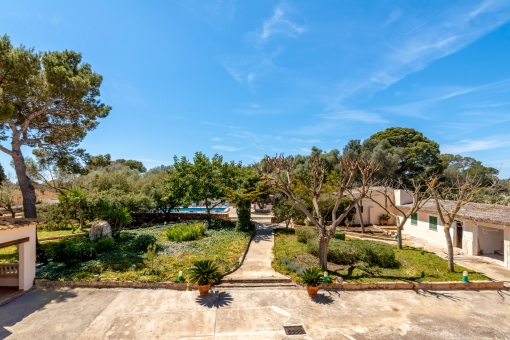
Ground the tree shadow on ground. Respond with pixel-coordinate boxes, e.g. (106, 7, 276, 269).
(309, 291, 339, 305)
(0, 287, 78, 339)
(414, 289, 462, 302)
(195, 290, 233, 308)
(497, 290, 510, 304)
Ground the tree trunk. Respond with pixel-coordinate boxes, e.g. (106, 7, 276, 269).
(444, 226, 455, 272)
(77, 203, 84, 231)
(397, 226, 402, 249)
(357, 202, 365, 234)
(12, 149, 37, 218)
(206, 207, 212, 226)
(318, 235, 330, 270)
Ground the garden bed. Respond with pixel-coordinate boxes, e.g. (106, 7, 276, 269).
(272, 228, 489, 284)
(35, 222, 252, 283)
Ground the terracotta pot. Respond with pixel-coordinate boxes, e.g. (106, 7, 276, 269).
(307, 285, 320, 297)
(198, 284, 211, 296)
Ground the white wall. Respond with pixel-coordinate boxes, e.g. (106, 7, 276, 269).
(0, 225, 36, 291)
(401, 211, 448, 245)
(353, 191, 397, 225)
(504, 229, 510, 268)
(478, 225, 504, 255)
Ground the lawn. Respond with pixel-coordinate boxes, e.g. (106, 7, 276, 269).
(0, 227, 89, 264)
(272, 228, 489, 283)
(35, 222, 252, 283)
(38, 227, 88, 239)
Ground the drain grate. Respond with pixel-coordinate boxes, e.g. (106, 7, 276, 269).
(284, 325, 306, 335)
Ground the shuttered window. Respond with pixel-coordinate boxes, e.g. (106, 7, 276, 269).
(429, 216, 438, 230)
(411, 213, 418, 225)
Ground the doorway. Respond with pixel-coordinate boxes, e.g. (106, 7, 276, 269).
(455, 223, 463, 248)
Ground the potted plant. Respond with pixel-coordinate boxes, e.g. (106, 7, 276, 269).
(379, 214, 390, 226)
(300, 267, 323, 297)
(189, 260, 221, 296)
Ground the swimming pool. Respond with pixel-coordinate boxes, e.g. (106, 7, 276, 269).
(172, 207, 228, 213)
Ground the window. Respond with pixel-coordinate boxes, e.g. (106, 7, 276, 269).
(360, 205, 363, 213)
(411, 213, 418, 225)
(429, 216, 438, 230)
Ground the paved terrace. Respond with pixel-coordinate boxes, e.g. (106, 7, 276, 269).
(1, 287, 509, 339)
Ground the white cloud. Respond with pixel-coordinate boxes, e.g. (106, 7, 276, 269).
(323, 110, 389, 124)
(332, 0, 510, 103)
(211, 145, 244, 152)
(259, 7, 305, 41)
(442, 136, 510, 154)
(219, 48, 283, 87)
(289, 138, 320, 143)
(386, 8, 402, 25)
(211, 137, 222, 141)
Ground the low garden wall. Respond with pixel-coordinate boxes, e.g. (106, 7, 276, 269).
(130, 212, 230, 225)
(34, 279, 505, 291)
(320, 280, 505, 290)
(35, 279, 197, 290)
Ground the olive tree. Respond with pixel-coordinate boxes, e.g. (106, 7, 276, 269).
(0, 35, 110, 217)
(428, 174, 485, 272)
(259, 154, 380, 269)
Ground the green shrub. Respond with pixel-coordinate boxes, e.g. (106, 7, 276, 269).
(300, 267, 323, 286)
(305, 219, 314, 227)
(351, 239, 399, 268)
(94, 237, 115, 253)
(333, 231, 346, 240)
(131, 234, 157, 252)
(209, 219, 236, 229)
(307, 239, 360, 265)
(296, 227, 317, 243)
(52, 237, 97, 265)
(166, 222, 206, 242)
(293, 218, 305, 225)
(278, 257, 305, 274)
(307, 238, 398, 268)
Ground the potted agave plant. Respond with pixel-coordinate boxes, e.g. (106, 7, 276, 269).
(300, 267, 323, 297)
(189, 260, 221, 296)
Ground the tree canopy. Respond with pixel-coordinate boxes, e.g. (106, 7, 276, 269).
(371, 127, 444, 184)
(0, 35, 110, 217)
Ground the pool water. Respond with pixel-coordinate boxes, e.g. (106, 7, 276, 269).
(172, 207, 228, 213)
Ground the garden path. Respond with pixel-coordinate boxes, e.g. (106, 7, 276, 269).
(221, 223, 292, 285)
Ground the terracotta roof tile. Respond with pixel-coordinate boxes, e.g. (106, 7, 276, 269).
(0, 219, 44, 231)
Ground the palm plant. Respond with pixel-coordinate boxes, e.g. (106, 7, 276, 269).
(300, 267, 323, 287)
(189, 260, 221, 285)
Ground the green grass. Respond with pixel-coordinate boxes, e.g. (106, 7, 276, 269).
(0, 246, 18, 263)
(0, 227, 87, 264)
(35, 223, 252, 283)
(38, 227, 89, 239)
(272, 228, 489, 283)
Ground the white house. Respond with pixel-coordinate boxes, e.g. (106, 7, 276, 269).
(395, 192, 510, 269)
(0, 219, 38, 291)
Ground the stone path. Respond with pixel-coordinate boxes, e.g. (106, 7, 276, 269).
(220, 223, 292, 286)
(403, 231, 510, 285)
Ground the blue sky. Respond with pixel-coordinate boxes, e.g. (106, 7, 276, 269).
(1, 0, 510, 178)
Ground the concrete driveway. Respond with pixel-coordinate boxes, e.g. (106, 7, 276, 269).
(1, 287, 509, 339)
